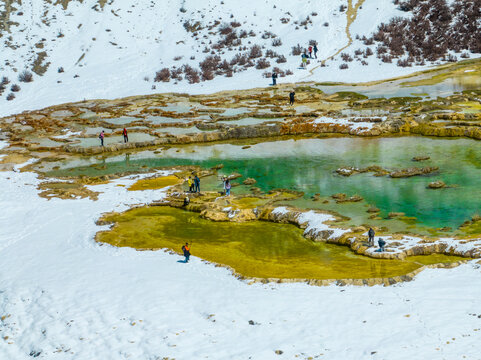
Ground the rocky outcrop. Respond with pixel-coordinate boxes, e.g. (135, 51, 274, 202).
(331, 193, 363, 203)
(412, 156, 430, 162)
(389, 166, 438, 178)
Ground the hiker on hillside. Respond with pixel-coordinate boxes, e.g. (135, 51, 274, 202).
(225, 179, 232, 196)
(182, 242, 191, 262)
(272, 72, 278, 86)
(194, 175, 200, 193)
(99, 130, 105, 146)
(313, 44, 318, 59)
(301, 52, 308, 68)
(368, 227, 375, 246)
(289, 91, 295, 105)
(123, 127, 128, 143)
(308, 45, 313, 58)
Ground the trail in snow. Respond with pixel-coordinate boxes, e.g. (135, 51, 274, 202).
(303, 0, 366, 80)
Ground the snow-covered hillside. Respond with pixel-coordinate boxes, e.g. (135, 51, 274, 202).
(0, 0, 410, 116)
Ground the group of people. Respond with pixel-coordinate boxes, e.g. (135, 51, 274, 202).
(368, 227, 386, 252)
(301, 44, 319, 68)
(186, 175, 201, 193)
(98, 128, 129, 147)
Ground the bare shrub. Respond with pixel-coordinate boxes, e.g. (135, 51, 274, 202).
(6, 93, 15, 101)
(11, 84, 20, 92)
(361, 60, 368, 66)
(154, 68, 171, 82)
(397, 58, 411, 67)
(255, 58, 270, 69)
(309, 39, 318, 46)
(173, 56, 183, 61)
(1, 76, 9, 85)
(201, 69, 214, 81)
(171, 68, 183, 81)
(57, 67, 64, 73)
(18, 70, 33, 83)
(272, 38, 282, 47)
(280, 18, 290, 24)
(285, 69, 293, 75)
(219, 24, 233, 35)
(262, 31, 276, 39)
(199, 55, 221, 73)
(239, 30, 248, 38)
(291, 44, 303, 56)
(447, 54, 457, 62)
(340, 53, 353, 62)
(249, 45, 262, 59)
(230, 21, 241, 28)
(276, 55, 287, 63)
(272, 67, 286, 77)
(365, 47, 373, 56)
(460, 52, 470, 59)
(339, 5, 347, 12)
(381, 55, 392, 63)
(183, 64, 201, 83)
(354, 48, 363, 56)
(339, 63, 348, 69)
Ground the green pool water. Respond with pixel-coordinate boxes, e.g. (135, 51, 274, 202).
(97, 206, 465, 280)
(45, 137, 481, 232)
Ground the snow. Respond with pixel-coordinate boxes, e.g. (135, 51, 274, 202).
(1, 0, 475, 118)
(313, 116, 379, 131)
(297, 210, 350, 240)
(1, 170, 481, 358)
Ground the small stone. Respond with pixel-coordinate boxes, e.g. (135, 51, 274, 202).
(367, 206, 380, 213)
(242, 145, 251, 149)
(248, 320, 255, 325)
(275, 350, 283, 355)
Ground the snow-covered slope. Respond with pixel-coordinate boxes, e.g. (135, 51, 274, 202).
(1, 169, 481, 359)
(0, 0, 410, 116)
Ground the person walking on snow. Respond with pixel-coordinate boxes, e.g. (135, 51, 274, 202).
(194, 175, 200, 193)
(182, 242, 191, 262)
(272, 72, 278, 86)
(123, 128, 128, 143)
(308, 45, 313, 58)
(301, 53, 308, 68)
(289, 91, 295, 105)
(313, 44, 318, 59)
(368, 227, 375, 246)
(99, 130, 105, 146)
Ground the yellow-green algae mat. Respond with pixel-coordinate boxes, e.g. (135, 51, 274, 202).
(97, 206, 466, 280)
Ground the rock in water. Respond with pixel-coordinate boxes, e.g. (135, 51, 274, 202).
(428, 180, 446, 189)
(412, 156, 430, 162)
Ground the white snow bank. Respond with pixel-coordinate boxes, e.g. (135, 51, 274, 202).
(0, 172, 480, 359)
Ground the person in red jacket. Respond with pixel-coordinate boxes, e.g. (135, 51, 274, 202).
(123, 128, 128, 143)
(308, 45, 313, 58)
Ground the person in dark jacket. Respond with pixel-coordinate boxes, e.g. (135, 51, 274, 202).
(272, 72, 278, 86)
(313, 44, 318, 59)
(99, 130, 105, 146)
(378, 238, 386, 252)
(194, 175, 200, 193)
(182, 242, 191, 262)
(368, 227, 375, 246)
(289, 91, 295, 105)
